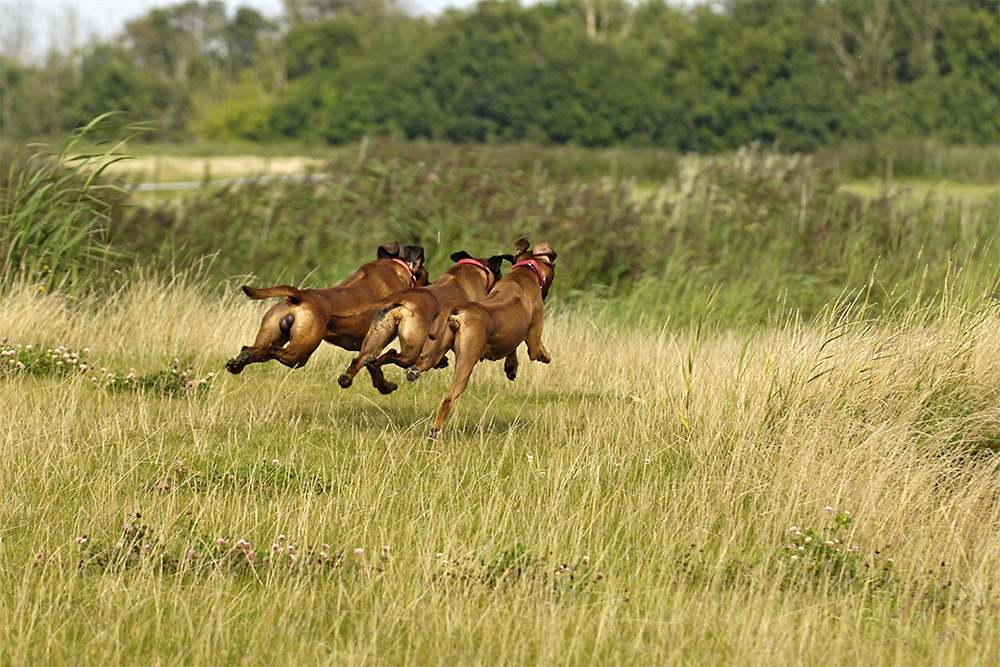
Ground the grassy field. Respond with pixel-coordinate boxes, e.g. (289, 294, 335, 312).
(2, 274, 999, 663)
(3, 131, 1000, 662)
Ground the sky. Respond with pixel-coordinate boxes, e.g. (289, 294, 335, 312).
(0, 0, 480, 61)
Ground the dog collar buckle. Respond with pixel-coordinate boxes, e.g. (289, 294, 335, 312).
(391, 257, 417, 287)
(457, 258, 493, 291)
(513, 259, 546, 288)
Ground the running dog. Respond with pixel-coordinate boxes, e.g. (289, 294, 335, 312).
(225, 243, 427, 374)
(335, 249, 513, 394)
(406, 238, 556, 439)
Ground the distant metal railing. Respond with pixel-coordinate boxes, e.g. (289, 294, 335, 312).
(124, 172, 332, 192)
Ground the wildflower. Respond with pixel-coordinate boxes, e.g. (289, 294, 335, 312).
(595, 572, 604, 580)
(354, 548, 364, 556)
(527, 455, 533, 462)
(142, 544, 152, 553)
(382, 545, 390, 554)
(851, 545, 860, 554)
(236, 539, 251, 550)
(187, 549, 197, 559)
(216, 538, 226, 547)
(35, 552, 44, 560)
(75, 536, 87, 545)
(825, 540, 834, 548)
(824, 506, 834, 514)
(582, 555, 590, 565)
(804, 536, 812, 544)
(286, 546, 296, 555)
(322, 543, 330, 551)
(271, 459, 280, 466)
(644, 458, 651, 464)
(791, 555, 798, 561)
(436, 552, 444, 559)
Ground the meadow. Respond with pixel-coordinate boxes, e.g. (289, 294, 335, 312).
(2, 128, 999, 663)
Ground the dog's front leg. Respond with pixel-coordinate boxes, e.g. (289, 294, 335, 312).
(525, 317, 551, 364)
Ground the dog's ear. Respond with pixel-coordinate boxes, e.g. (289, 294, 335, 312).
(450, 251, 472, 263)
(514, 237, 530, 253)
(402, 245, 425, 270)
(377, 242, 400, 259)
(486, 255, 507, 279)
(532, 242, 557, 264)
(413, 265, 430, 286)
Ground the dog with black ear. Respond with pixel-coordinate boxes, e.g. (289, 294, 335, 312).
(406, 237, 557, 438)
(336, 248, 514, 394)
(226, 243, 428, 374)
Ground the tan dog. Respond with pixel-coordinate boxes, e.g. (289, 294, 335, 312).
(406, 238, 557, 439)
(335, 249, 514, 394)
(225, 243, 427, 374)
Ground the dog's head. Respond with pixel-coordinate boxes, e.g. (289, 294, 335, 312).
(450, 251, 514, 288)
(378, 242, 428, 285)
(402, 245, 429, 285)
(530, 242, 557, 299)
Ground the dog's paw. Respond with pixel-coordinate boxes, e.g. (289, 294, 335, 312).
(427, 427, 441, 441)
(406, 367, 420, 382)
(337, 373, 353, 388)
(377, 381, 398, 395)
(435, 356, 449, 369)
(505, 368, 517, 381)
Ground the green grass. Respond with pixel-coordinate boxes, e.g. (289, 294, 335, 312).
(1, 275, 999, 663)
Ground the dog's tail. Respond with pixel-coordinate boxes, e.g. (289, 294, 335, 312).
(242, 285, 305, 303)
(429, 307, 462, 340)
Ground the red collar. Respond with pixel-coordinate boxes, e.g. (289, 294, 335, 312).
(457, 258, 493, 291)
(391, 257, 417, 287)
(512, 259, 546, 287)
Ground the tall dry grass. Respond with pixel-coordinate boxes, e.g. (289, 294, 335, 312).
(1, 272, 999, 663)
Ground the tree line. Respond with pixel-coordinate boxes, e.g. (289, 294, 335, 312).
(1, 0, 997, 150)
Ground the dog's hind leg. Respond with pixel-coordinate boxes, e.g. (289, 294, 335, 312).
(407, 311, 457, 382)
(503, 351, 519, 380)
(339, 305, 401, 389)
(227, 302, 292, 373)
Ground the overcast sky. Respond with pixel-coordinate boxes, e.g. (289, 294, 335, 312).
(0, 0, 480, 61)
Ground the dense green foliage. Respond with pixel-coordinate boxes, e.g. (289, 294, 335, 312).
(104, 140, 997, 327)
(2, 0, 997, 149)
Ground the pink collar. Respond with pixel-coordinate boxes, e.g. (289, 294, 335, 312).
(391, 257, 417, 287)
(513, 259, 546, 287)
(457, 258, 493, 291)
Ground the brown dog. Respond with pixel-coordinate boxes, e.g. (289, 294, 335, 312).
(406, 238, 557, 439)
(335, 249, 514, 394)
(225, 243, 428, 374)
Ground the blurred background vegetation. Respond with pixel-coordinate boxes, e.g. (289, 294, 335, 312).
(1, 0, 997, 149)
(1, 0, 997, 329)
